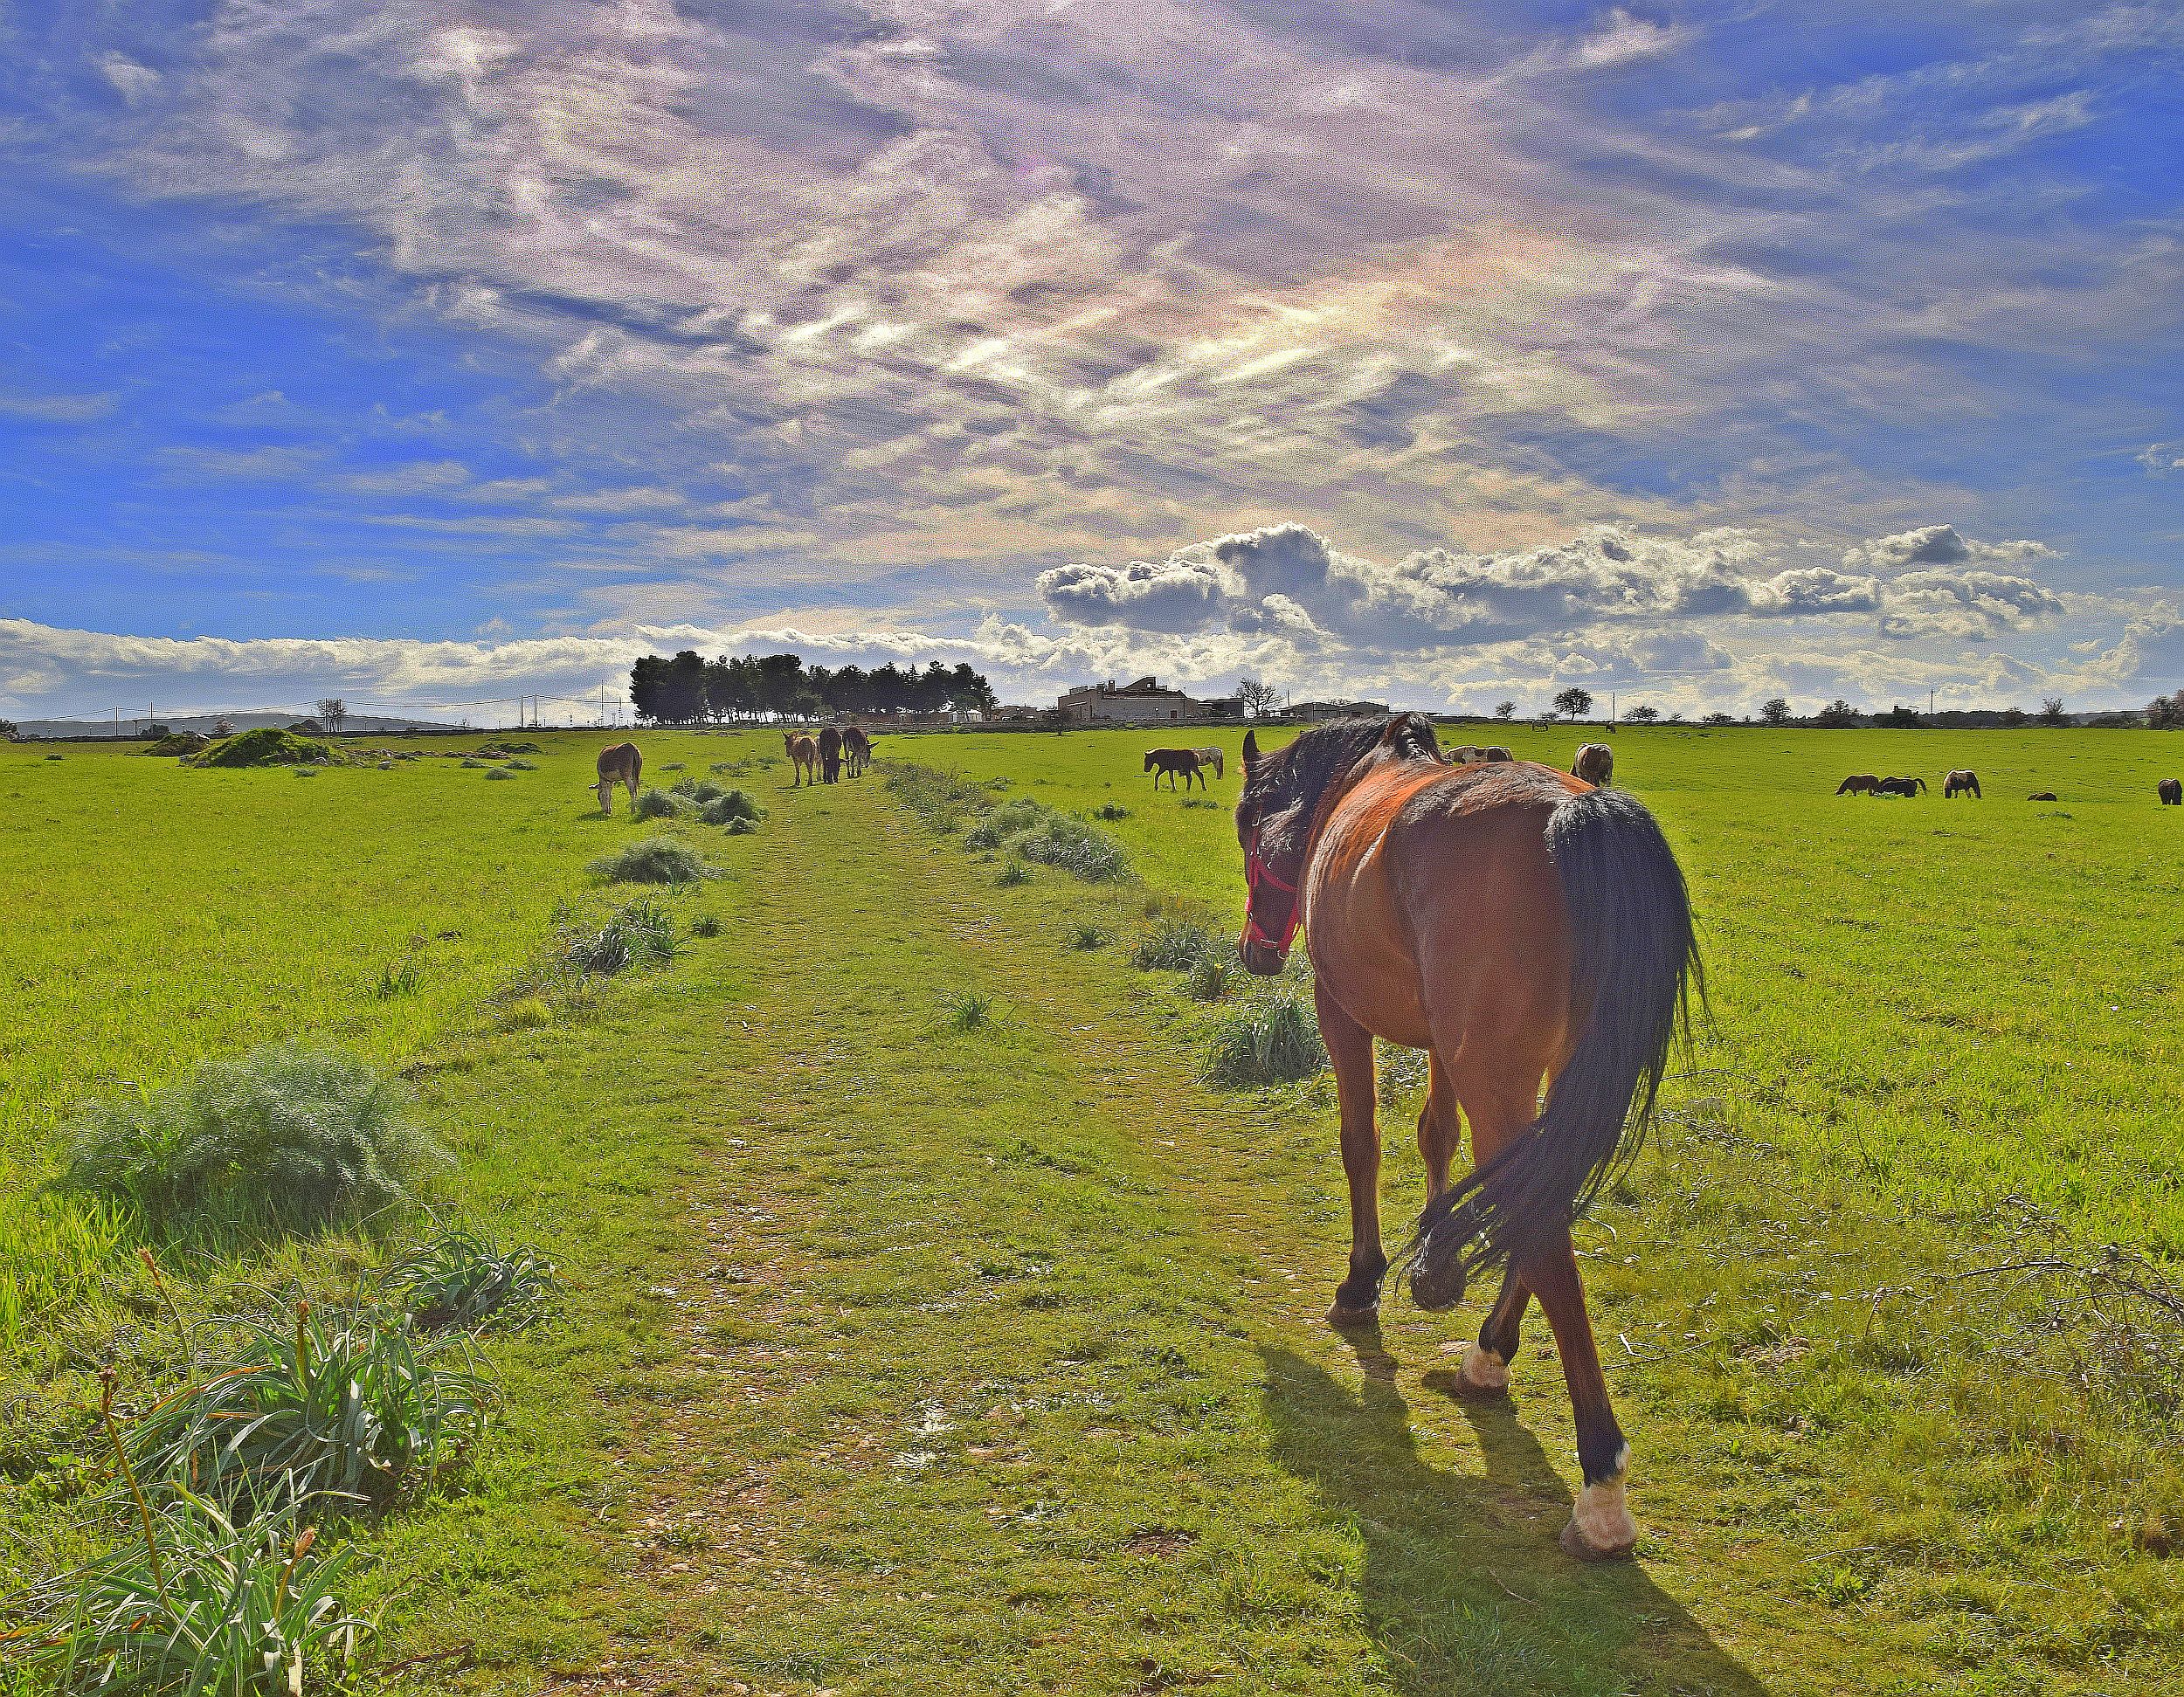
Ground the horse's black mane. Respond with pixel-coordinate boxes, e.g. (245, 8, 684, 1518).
(1252, 713, 1442, 808)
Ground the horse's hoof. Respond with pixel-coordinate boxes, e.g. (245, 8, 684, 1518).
(1448, 1344, 1510, 1399)
(1406, 1261, 1466, 1313)
(1325, 1300, 1379, 1330)
(1559, 1476, 1637, 1562)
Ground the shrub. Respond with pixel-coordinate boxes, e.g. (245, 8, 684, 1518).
(26, 1493, 368, 1696)
(690, 914, 722, 938)
(994, 859, 1033, 886)
(1132, 918, 1218, 972)
(381, 1224, 558, 1331)
(1202, 990, 1327, 1087)
(459, 758, 482, 769)
(503, 758, 537, 771)
(698, 789, 762, 826)
(632, 787, 686, 820)
(191, 728, 334, 768)
(1001, 813, 1127, 881)
(660, 762, 685, 771)
(483, 767, 514, 780)
(963, 797, 1047, 851)
(1092, 802, 1130, 821)
(127, 1304, 494, 1515)
(559, 895, 681, 975)
(589, 837, 715, 886)
(670, 776, 725, 803)
(1185, 954, 1236, 1002)
(60, 1045, 441, 1235)
(722, 816, 757, 835)
(1064, 922, 1109, 950)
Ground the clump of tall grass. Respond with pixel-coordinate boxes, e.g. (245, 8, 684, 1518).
(690, 914, 722, 938)
(941, 990, 999, 1032)
(59, 1045, 442, 1236)
(373, 953, 422, 997)
(1202, 990, 1327, 1087)
(631, 786, 685, 820)
(966, 800, 1126, 881)
(884, 765, 994, 834)
(1092, 802, 1130, 821)
(671, 776, 725, 803)
(0, 1194, 135, 1343)
(660, 762, 685, 771)
(483, 766, 514, 780)
(1065, 922, 1110, 950)
(19, 1490, 368, 1696)
(963, 797, 1047, 850)
(459, 758, 482, 769)
(1185, 954, 1236, 1002)
(589, 837, 715, 885)
(698, 789, 762, 827)
(558, 895, 681, 976)
(1131, 918, 1218, 972)
(503, 758, 537, 771)
(127, 1303, 494, 1517)
(381, 1224, 558, 1332)
(994, 859, 1033, 886)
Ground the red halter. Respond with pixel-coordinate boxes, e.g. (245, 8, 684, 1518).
(1240, 823, 1303, 955)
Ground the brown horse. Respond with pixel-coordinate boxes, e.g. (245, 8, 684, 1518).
(1943, 769, 1980, 799)
(2160, 778, 2181, 806)
(1481, 745, 1515, 762)
(1144, 748, 1206, 790)
(783, 730, 818, 786)
(843, 725, 874, 776)
(1835, 774, 1879, 795)
(2028, 790, 2057, 802)
(819, 724, 844, 784)
(1235, 716, 1699, 1560)
(1572, 743, 1614, 787)
(592, 742, 642, 813)
(1876, 776, 1925, 797)
(1192, 746, 1226, 780)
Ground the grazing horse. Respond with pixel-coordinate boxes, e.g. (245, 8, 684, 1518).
(1572, 743, 1614, 788)
(1875, 776, 1925, 797)
(819, 724, 844, 784)
(1944, 769, 1981, 799)
(1481, 746, 1515, 762)
(1451, 745, 1482, 763)
(2161, 778, 2182, 806)
(592, 742, 642, 814)
(783, 730, 818, 786)
(1144, 748, 1206, 791)
(843, 725, 874, 776)
(2028, 790, 2057, 802)
(1235, 717, 1699, 1561)
(1836, 774, 1879, 795)
(1192, 746, 1227, 780)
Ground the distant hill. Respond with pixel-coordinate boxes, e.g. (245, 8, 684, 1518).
(8, 712, 467, 741)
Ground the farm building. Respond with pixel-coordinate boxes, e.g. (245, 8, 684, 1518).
(1286, 697, 1391, 721)
(1056, 677, 1242, 726)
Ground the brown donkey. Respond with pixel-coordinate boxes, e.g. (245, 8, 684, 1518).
(593, 742, 642, 813)
(843, 725, 874, 776)
(783, 730, 818, 786)
(819, 724, 844, 783)
(1234, 716, 1699, 1560)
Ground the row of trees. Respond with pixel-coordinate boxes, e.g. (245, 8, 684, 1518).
(629, 651, 999, 726)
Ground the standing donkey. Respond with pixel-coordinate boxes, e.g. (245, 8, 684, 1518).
(593, 742, 642, 814)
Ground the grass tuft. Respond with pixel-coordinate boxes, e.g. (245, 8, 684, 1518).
(941, 990, 998, 1032)
(1064, 922, 1110, 950)
(381, 1223, 559, 1332)
(484, 766, 515, 780)
(994, 859, 1033, 886)
(191, 728, 335, 769)
(1131, 918, 1219, 972)
(589, 837, 716, 886)
(558, 895, 681, 976)
(690, 914, 722, 938)
(59, 1045, 441, 1236)
(1201, 990, 1327, 1087)
(698, 789, 762, 827)
(632, 787, 686, 820)
(1185, 953, 1237, 1002)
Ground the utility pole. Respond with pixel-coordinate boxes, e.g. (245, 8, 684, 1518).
(1929, 687, 1935, 715)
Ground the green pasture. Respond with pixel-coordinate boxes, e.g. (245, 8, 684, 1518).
(1, 725, 2181, 1694)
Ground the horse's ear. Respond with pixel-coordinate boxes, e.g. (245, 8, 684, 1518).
(1242, 729, 1258, 769)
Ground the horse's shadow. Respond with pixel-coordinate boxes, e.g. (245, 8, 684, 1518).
(1261, 1333, 1768, 1696)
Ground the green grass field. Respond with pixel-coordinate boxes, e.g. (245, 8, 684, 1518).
(3, 726, 2181, 1694)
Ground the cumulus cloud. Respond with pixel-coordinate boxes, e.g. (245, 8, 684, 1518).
(1842, 522, 2056, 572)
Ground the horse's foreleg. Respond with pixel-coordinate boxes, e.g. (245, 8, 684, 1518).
(1317, 983, 1385, 1325)
(1521, 1231, 1635, 1560)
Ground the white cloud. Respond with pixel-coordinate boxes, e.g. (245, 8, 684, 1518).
(1567, 10, 1690, 71)
(96, 52, 162, 104)
(0, 389, 117, 423)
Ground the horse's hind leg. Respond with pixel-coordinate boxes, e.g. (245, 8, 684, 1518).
(1523, 1231, 1634, 1559)
(1317, 982, 1386, 1325)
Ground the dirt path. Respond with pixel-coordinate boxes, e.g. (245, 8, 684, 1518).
(383, 776, 1948, 1696)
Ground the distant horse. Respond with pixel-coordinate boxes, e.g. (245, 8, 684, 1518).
(1572, 744, 1614, 788)
(1481, 746, 1514, 762)
(1875, 776, 1925, 797)
(2028, 790, 2057, 802)
(2160, 778, 2181, 806)
(783, 730, 818, 786)
(593, 742, 642, 814)
(819, 724, 844, 784)
(1144, 748, 1206, 791)
(1192, 746, 1226, 780)
(1451, 745, 1482, 763)
(1236, 717, 1698, 1561)
(1943, 769, 1980, 799)
(1835, 774, 1879, 795)
(843, 726, 874, 776)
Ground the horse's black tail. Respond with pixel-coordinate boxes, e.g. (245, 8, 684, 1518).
(1401, 788, 1703, 1310)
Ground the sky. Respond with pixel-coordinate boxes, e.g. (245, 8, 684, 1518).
(1, 0, 2181, 723)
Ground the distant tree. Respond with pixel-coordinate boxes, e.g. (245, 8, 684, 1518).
(1814, 698, 1861, 728)
(2039, 696, 2067, 725)
(1880, 704, 1923, 728)
(1493, 700, 1517, 721)
(1552, 686, 1593, 721)
(1999, 705, 2028, 728)
(212, 717, 234, 737)
(2150, 690, 2184, 729)
(1700, 711, 1735, 726)
(1235, 678, 1282, 718)
(1623, 704, 1660, 724)
(314, 698, 349, 735)
(1759, 697, 1792, 727)
(630, 651, 708, 725)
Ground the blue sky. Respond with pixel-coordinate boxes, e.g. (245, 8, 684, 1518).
(2, 0, 2180, 721)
